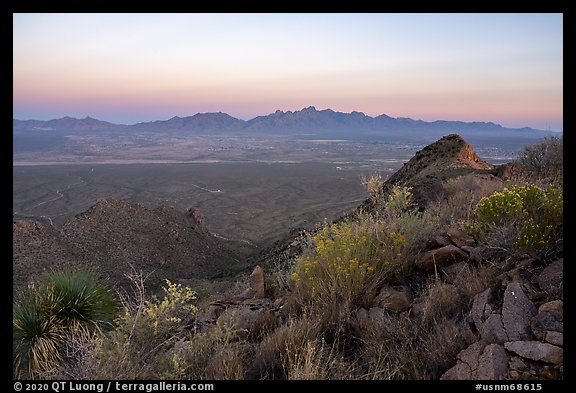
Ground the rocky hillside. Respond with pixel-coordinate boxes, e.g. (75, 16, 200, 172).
(364, 133, 497, 209)
(13, 134, 563, 381)
(13, 199, 243, 293)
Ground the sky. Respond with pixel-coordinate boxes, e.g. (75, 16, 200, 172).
(13, 13, 563, 131)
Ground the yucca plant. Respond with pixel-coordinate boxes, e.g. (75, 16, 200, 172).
(39, 268, 119, 333)
(13, 286, 66, 379)
(13, 267, 118, 379)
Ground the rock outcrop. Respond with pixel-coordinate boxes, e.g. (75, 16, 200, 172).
(441, 258, 564, 380)
(361, 134, 496, 210)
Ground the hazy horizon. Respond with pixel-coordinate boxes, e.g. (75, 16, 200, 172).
(13, 13, 563, 131)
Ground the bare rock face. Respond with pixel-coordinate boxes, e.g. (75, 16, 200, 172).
(187, 207, 207, 233)
(502, 282, 537, 341)
(249, 265, 266, 299)
(504, 341, 563, 365)
(374, 285, 412, 312)
(416, 245, 469, 272)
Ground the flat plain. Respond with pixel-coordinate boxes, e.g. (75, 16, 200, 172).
(13, 132, 525, 255)
(13, 162, 375, 251)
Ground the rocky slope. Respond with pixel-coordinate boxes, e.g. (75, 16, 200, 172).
(12, 134, 562, 380)
(13, 199, 243, 293)
(361, 133, 499, 210)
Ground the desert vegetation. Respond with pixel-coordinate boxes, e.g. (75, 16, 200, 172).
(13, 136, 563, 380)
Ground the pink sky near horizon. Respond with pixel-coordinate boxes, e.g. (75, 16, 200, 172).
(13, 13, 563, 131)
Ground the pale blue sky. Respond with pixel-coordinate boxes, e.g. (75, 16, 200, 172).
(13, 13, 563, 131)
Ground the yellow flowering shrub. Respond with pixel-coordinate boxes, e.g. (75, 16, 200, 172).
(291, 220, 406, 307)
(143, 279, 198, 335)
(471, 183, 562, 252)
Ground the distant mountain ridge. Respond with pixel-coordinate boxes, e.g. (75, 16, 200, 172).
(13, 106, 556, 135)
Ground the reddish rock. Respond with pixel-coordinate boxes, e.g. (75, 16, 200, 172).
(374, 285, 412, 312)
(446, 228, 476, 248)
(538, 300, 563, 321)
(440, 362, 474, 380)
(187, 207, 207, 233)
(426, 235, 451, 250)
(249, 265, 266, 299)
(416, 245, 469, 272)
(460, 246, 484, 264)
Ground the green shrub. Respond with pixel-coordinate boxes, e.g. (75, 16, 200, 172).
(470, 183, 563, 252)
(142, 279, 198, 335)
(94, 278, 202, 379)
(13, 268, 118, 379)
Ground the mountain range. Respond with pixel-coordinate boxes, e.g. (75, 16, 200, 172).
(13, 106, 556, 138)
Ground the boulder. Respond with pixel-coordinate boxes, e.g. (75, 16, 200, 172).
(537, 259, 563, 294)
(504, 341, 563, 365)
(426, 235, 451, 250)
(530, 312, 563, 341)
(502, 282, 536, 341)
(477, 344, 509, 380)
(545, 331, 563, 347)
(538, 300, 563, 321)
(356, 308, 370, 326)
(460, 246, 484, 264)
(374, 285, 412, 312)
(481, 314, 508, 345)
(440, 362, 474, 380)
(496, 163, 521, 180)
(471, 288, 494, 330)
(416, 245, 469, 272)
(446, 228, 476, 248)
(249, 265, 266, 299)
(441, 342, 484, 380)
(368, 307, 390, 326)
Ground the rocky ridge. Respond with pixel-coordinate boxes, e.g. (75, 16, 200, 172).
(13, 198, 243, 293)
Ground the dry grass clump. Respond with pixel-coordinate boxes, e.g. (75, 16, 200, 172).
(426, 174, 506, 226)
(357, 311, 475, 380)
